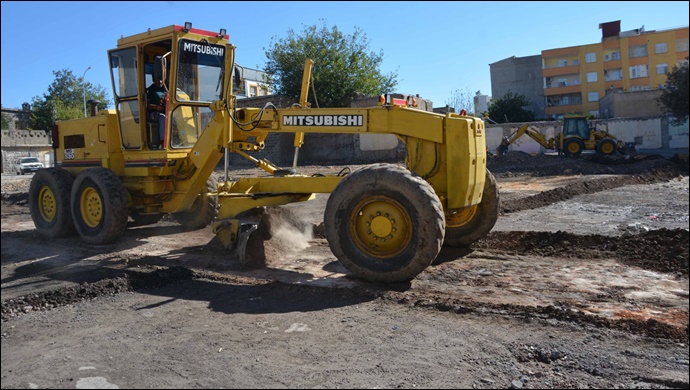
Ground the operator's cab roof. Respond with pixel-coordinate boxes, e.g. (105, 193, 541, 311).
(117, 24, 229, 47)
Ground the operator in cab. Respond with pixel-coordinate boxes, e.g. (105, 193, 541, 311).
(147, 78, 167, 149)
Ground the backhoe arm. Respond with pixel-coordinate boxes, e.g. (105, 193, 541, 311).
(497, 124, 551, 154)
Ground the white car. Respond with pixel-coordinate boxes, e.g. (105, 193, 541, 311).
(15, 156, 44, 175)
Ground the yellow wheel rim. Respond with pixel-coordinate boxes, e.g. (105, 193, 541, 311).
(80, 186, 103, 228)
(567, 141, 581, 154)
(601, 142, 614, 154)
(445, 205, 478, 228)
(38, 186, 57, 223)
(349, 196, 412, 259)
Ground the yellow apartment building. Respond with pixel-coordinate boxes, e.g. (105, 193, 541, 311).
(542, 21, 688, 119)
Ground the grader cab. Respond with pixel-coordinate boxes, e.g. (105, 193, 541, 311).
(29, 22, 500, 283)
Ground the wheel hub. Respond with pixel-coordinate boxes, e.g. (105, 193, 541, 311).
(350, 196, 411, 259)
(38, 186, 57, 222)
(370, 215, 393, 238)
(446, 205, 477, 228)
(80, 186, 103, 228)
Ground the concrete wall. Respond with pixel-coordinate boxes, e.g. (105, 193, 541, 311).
(487, 116, 689, 154)
(1, 129, 53, 174)
(1, 105, 32, 131)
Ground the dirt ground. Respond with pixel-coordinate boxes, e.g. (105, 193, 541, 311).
(1, 151, 688, 389)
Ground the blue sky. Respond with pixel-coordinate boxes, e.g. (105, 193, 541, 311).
(2, 1, 688, 110)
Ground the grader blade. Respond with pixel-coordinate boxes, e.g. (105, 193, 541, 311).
(235, 223, 258, 264)
(212, 219, 259, 264)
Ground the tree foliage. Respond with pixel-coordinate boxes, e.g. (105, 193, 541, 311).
(30, 69, 110, 130)
(445, 86, 475, 115)
(1, 105, 10, 130)
(657, 58, 689, 126)
(263, 20, 398, 108)
(487, 91, 536, 123)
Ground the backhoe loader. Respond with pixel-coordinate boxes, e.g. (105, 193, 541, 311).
(28, 22, 500, 283)
(496, 116, 633, 157)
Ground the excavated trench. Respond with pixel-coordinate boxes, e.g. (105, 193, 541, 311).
(2, 152, 688, 343)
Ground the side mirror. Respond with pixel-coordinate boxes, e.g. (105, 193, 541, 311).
(154, 56, 166, 83)
(233, 64, 243, 90)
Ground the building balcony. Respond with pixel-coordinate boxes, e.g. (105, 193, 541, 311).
(543, 64, 580, 77)
(545, 104, 583, 116)
(544, 84, 582, 96)
(603, 60, 622, 69)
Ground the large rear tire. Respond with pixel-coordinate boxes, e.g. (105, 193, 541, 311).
(443, 169, 500, 247)
(71, 168, 129, 245)
(29, 168, 75, 239)
(324, 164, 445, 283)
(173, 176, 218, 229)
(563, 138, 584, 157)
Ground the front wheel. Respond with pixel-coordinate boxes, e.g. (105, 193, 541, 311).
(443, 169, 500, 247)
(29, 168, 75, 238)
(596, 138, 616, 156)
(71, 168, 129, 245)
(324, 164, 445, 283)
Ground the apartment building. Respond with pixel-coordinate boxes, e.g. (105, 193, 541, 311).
(234, 66, 272, 99)
(489, 55, 545, 118)
(543, 20, 688, 119)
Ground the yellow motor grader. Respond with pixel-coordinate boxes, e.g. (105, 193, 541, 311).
(29, 22, 499, 283)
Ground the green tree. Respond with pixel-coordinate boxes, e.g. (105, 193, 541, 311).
(487, 91, 536, 123)
(263, 20, 398, 108)
(1, 105, 11, 130)
(657, 58, 689, 126)
(30, 69, 110, 130)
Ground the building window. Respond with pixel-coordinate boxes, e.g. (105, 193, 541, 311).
(249, 85, 258, 97)
(604, 52, 621, 61)
(586, 72, 598, 82)
(558, 78, 567, 87)
(588, 92, 599, 102)
(630, 85, 650, 92)
(586, 52, 596, 63)
(629, 64, 649, 79)
(604, 68, 623, 81)
(558, 59, 568, 67)
(676, 38, 689, 52)
(655, 42, 667, 54)
(629, 45, 648, 58)
(656, 63, 669, 75)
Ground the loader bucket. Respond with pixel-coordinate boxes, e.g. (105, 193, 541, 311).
(620, 142, 636, 155)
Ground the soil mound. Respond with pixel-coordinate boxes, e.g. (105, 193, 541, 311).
(488, 151, 689, 177)
(474, 228, 689, 275)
